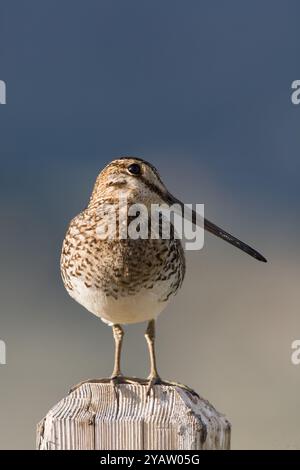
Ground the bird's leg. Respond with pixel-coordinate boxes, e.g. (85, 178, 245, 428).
(70, 324, 126, 395)
(145, 319, 161, 395)
(69, 318, 197, 397)
(144, 320, 197, 397)
(110, 323, 124, 384)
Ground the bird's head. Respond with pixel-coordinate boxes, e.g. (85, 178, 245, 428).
(89, 156, 169, 206)
(89, 156, 267, 263)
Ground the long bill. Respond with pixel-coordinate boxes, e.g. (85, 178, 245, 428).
(165, 192, 267, 263)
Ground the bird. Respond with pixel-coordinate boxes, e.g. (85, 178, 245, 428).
(61, 156, 267, 394)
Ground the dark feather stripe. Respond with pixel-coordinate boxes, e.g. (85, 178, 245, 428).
(139, 175, 166, 200)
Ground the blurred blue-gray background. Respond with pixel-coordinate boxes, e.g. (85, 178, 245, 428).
(1, 0, 300, 449)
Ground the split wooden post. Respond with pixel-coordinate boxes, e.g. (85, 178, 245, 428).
(37, 383, 231, 450)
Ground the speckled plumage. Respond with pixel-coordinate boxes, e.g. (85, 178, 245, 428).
(61, 156, 266, 391)
(61, 157, 185, 325)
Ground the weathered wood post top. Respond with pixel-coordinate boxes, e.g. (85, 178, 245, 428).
(37, 382, 231, 450)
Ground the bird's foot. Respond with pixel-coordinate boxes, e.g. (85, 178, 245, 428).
(110, 373, 124, 398)
(145, 376, 197, 397)
(69, 376, 145, 394)
(159, 379, 198, 397)
(69, 376, 198, 398)
(146, 373, 162, 397)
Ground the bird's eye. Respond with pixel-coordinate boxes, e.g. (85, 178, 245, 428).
(127, 163, 141, 175)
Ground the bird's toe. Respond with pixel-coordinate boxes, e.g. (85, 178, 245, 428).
(146, 374, 162, 396)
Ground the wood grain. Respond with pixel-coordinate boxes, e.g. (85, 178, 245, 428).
(37, 383, 230, 450)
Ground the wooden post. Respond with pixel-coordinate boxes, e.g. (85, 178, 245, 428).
(37, 382, 231, 450)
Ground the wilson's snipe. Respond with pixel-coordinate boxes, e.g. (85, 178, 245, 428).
(61, 157, 266, 394)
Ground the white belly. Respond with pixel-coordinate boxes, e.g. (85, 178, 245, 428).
(68, 277, 169, 325)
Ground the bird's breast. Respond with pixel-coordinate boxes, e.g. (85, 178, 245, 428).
(61, 212, 185, 324)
